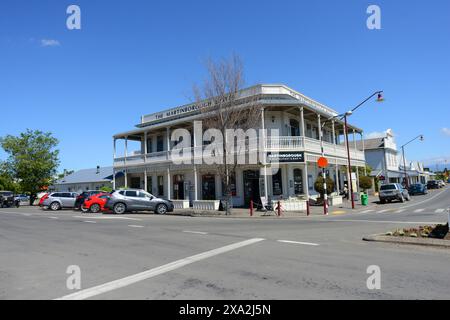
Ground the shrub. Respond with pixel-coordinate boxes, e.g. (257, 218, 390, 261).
(359, 176, 373, 191)
(314, 176, 335, 198)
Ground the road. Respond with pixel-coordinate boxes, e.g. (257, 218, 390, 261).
(0, 187, 449, 300)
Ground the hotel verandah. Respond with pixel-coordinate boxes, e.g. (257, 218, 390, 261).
(112, 84, 366, 210)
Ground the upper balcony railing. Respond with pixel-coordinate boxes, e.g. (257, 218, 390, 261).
(114, 136, 365, 167)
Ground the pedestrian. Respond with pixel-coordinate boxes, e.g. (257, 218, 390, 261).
(343, 184, 349, 200)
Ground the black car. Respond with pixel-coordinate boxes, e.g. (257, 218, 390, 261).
(427, 180, 440, 189)
(0, 191, 20, 208)
(408, 183, 428, 195)
(74, 190, 104, 210)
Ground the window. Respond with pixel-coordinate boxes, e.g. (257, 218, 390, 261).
(289, 119, 300, 137)
(222, 173, 237, 197)
(125, 190, 138, 197)
(294, 169, 303, 195)
(146, 137, 153, 154)
(118, 191, 125, 195)
(272, 169, 283, 196)
(157, 136, 164, 152)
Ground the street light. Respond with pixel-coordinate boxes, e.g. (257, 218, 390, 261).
(401, 135, 424, 188)
(341, 91, 383, 209)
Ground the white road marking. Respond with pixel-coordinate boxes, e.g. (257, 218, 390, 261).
(360, 210, 374, 213)
(277, 240, 319, 246)
(83, 221, 96, 224)
(183, 230, 208, 235)
(55, 238, 265, 300)
(128, 225, 144, 228)
(414, 209, 425, 213)
(73, 216, 142, 221)
(435, 209, 445, 213)
(395, 209, 405, 213)
(48, 216, 58, 219)
(377, 209, 391, 213)
(331, 219, 445, 224)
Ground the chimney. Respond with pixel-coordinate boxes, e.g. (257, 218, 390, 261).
(96, 166, 100, 174)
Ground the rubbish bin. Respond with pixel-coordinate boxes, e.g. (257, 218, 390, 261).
(361, 193, 369, 206)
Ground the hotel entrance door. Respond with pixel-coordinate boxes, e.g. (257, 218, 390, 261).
(202, 175, 216, 200)
(243, 170, 261, 207)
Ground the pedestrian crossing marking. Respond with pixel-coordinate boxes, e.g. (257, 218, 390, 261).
(414, 209, 425, 213)
(378, 209, 391, 213)
(435, 209, 445, 213)
(395, 209, 405, 213)
(361, 210, 374, 213)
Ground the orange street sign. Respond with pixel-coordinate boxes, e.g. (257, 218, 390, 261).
(318, 157, 329, 168)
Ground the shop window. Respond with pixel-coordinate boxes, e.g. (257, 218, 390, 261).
(294, 169, 303, 195)
(290, 119, 300, 137)
(222, 173, 237, 197)
(272, 169, 283, 196)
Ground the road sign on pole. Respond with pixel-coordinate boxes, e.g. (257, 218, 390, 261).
(318, 157, 329, 168)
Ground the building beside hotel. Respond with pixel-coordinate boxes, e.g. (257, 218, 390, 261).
(52, 166, 115, 193)
(356, 129, 431, 186)
(112, 84, 366, 209)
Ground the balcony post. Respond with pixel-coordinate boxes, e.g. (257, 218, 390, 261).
(332, 120, 336, 145)
(166, 167, 171, 200)
(124, 136, 128, 166)
(193, 165, 198, 201)
(144, 131, 148, 162)
(317, 114, 321, 141)
(124, 170, 128, 188)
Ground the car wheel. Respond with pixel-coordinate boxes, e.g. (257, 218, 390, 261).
(155, 204, 168, 215)
(380, 199, 385, 204)
(113, 203, 126, 215)
(50, 202, 61, 211)
(90, 204, 101, 213)
(399, 196, 405, 203)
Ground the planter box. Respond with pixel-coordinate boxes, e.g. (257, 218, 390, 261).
(193, 200, 220, 211)
(330, 195, 343, 206)
(171, 200, 190, 209)
(271, 200, 306, 212)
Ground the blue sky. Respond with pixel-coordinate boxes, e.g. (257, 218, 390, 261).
(1, 0, 449, 172)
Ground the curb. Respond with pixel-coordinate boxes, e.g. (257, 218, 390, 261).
(363, 234, 450, 248)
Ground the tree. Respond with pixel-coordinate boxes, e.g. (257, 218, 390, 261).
(359, 176, 373, 192)
(0, 129, 59, 204)
(193, 55, 262, 214)
(314, 176, 335, 199)
(0, 170, 19, 193)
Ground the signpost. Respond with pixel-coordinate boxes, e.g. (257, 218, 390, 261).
(318, 157, 329, 215)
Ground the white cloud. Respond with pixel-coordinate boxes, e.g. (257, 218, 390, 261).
(40, 39, 60, 47)
(441, 128, 450, 136)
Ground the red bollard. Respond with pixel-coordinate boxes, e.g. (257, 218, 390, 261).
(250, 200, 253, 217)
(277, 201, 281, 217)
(306, 200, 310, 216)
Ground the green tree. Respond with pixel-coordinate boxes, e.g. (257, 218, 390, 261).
(314, 175, 335, 199)
(0, 170, 19, 192)
(359, 176, 373, 192)
(0, 129, 59, 204)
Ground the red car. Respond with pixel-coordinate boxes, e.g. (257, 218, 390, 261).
(39, 193, 49, 206)
(81, 193, 111, 213)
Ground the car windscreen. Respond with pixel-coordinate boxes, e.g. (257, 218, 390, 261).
(0, 192, 13, 197)
(380, 185, 396, 191)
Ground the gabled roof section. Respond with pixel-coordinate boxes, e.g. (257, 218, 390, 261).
(54, 167, 114, 185)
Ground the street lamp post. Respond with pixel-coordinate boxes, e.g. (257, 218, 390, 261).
(401, 135, 424, 188)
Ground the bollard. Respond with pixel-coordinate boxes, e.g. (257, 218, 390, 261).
(250, 200, 253, 217)
(277, 201, 281, 217)
(306, 200, 310, 216)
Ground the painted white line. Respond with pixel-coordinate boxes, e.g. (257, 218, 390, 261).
(331, 219, 445, 224)
(414, 209, 425, 213)
(48, 216, 59, 219)
(395, 209, 405, 213)
(55, 238, 265, 300)
(83, 221, 96, 224)
(277, 240, 319, 246)
(377, 209, 391, 213)
(435, 209, 445, 213)
(128, 225, 144, 228)
(361, 210, 374, 213)
(73, 216, 142, 221)
(183, 230, 208, 235)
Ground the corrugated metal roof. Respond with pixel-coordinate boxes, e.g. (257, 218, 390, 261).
(54, 167, 113, 185)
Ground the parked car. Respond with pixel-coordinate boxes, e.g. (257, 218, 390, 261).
(408, 183, 428, 195)
(81, 193, 111, 213)
(427, 180, 440, 189)
(14, 194, 30, 202)
(38, 193, 50, 206)
(104, 189, 174, 215)
(41, 192, 79, 211)
(75, 190, 104, 210)
(0, 191, 20, 208)
(437, 180, 446, 188)
(379, 183, 411, 203)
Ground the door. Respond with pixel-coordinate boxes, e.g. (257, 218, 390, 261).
(130, 177, 141, 189)
(124, 190, 141, 210)
(202, 175, 216, 200)
(294, 169, 304, 195)
(243, 170, 260, 207)
(173, 175, 185, 200)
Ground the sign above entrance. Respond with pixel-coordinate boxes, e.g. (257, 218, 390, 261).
(267, 152, 305, 163)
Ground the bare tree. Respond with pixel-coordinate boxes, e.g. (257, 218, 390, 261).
(193, 55, 262, 214)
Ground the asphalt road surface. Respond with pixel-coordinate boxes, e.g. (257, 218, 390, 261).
(1, 187, 449, 300)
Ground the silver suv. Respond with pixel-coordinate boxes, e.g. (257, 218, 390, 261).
(42, 192, 79, 211)
(105, 189, 174, 215)
(379, 183, 410, 204)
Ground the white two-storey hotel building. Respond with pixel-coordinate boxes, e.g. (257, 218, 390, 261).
(113, 84, 366, 209)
